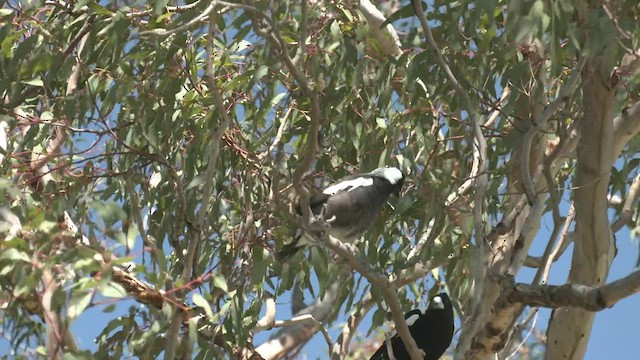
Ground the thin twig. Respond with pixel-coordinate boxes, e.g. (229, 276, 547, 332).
(611, 173, 640, 232)
(505, 309, 539, 359)
(167, 6, 230, 358)
(182, 2, 229, 281)
(413, 5, 489, 338)
(535, 205, 575, 285)
(483, 86, 511, 128)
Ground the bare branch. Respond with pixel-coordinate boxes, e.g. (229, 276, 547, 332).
(255, 269, 350, 359)
(613, 99, 640, 158)
(483, 86, 511, 128)
(257, 314, 333, 355)
(254, 295, 277, 331)
(534, 205, 575, 285)
(42, 269, 63, 359)
(611, 173, 640, 232)
(546, 55, 618, 360)
(507, 270, 640, 311)
(413, 1, 477, 123)
(331, 294, 375, 359)
(359, 0, 403, 58)
(0, 121, 6, 166)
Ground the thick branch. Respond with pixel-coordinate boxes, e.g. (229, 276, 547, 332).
(359, 0, 403, 58)
(546, 54, 617, 360)
(507, 270, 640, 311)
(255, 269, 349, 359)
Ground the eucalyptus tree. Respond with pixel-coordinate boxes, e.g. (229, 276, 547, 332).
(1, 1, 640, 360)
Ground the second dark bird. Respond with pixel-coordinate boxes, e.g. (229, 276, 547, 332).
(369, 293, 454, 360)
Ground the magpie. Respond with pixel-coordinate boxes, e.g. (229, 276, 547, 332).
(275, 167, 405, 261)
(369, 293, 454, 360)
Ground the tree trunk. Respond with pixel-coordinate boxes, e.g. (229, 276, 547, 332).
(545, 58, 617, 360)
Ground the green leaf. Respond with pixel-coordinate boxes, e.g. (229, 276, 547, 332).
(99, 282, 127, 298)
(153, 0, 170, 16)
(186, 175, 206, 191)
(192, 293, 214, 321)
(68, 291, 93, 321)
(86, 2, 114, 15)
(21, 79, 44, 87)
(212, 274, 228, 293)
(381, 2, 427, 28)
(0, 248, 30, 262)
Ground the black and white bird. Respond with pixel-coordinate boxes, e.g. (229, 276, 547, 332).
(370, 293, 454, 360)
(276, 167, 405, 261)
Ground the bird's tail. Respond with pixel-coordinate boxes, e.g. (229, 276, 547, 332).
(368, 345, 389, 360)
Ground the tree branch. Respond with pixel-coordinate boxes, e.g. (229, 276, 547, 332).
(322, 235, 424, 360)
(255, 268, 350, 360)
(359, 0, 403, 58)
(613, 99, 640, 158)
(506, 270, 640, 311)
(257, 313, 333, 355)
(167, 8, 231, 358)
(611, 173, 640, 232)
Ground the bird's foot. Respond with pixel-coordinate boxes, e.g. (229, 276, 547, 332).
(307, 212, 332, 232)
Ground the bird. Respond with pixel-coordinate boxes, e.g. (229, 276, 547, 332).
(275, 167, 405, 261)
(369, 293, 454, 360)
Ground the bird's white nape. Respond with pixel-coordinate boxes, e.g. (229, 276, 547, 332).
(322, 177, 374, 195)
(371, 167, 403, 185)
(430, 295, 445, 309)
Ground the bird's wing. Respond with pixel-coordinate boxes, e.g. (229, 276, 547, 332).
(405, 309, 424, 326)
(294, 191, 330, 216)
(322, 176, 374, 195)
